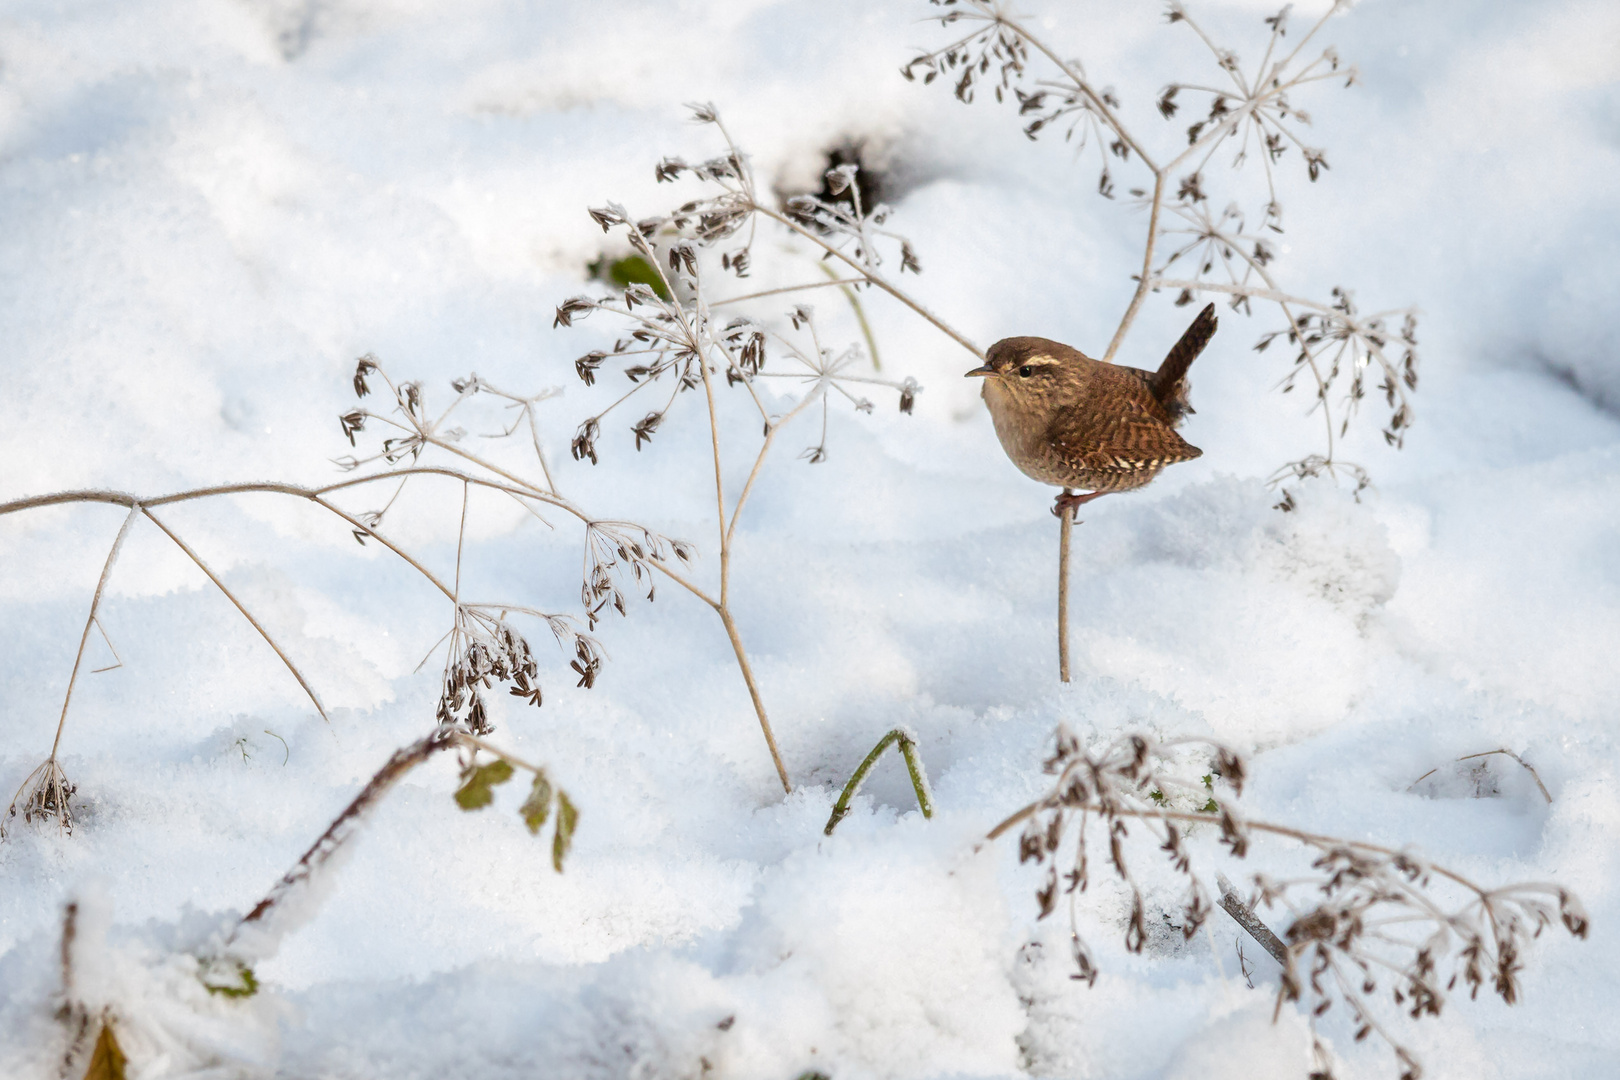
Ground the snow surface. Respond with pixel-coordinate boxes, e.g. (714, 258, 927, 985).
(2, 0, 1617, 1077)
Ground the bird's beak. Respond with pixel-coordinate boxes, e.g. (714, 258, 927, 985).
(964, 365, 994, 378)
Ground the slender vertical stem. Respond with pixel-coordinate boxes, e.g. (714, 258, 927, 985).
(522, 406, 558, 495)
(817, 261, 883, 371)
(690, 284, 792, 793)
(48, 505, 141, 758)
(453, 480, 469, 601)
(1058, 494, 1074, 684)
(718, 607, 791, 794)
(1104, 172, 1166, 363)
(691, 325, 731, 607)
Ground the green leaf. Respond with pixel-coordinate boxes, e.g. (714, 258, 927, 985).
(1200, 798, 1219, 814)
(454, 758, 515, 811)
(520, 772, 554, 835)
(200, 958, 259, 999)
(551, 790, 578, 872)
(589, 254, 671, 301)
(82, 1023, 127, 1080)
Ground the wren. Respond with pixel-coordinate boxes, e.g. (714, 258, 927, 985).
(966, 304, 1217, 516)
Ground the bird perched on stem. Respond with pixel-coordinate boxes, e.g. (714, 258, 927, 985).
(967, 304, 1217, 516)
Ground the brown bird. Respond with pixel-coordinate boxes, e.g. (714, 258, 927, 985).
(966, 304, 1217, 516)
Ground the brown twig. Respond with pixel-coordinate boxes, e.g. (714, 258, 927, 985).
(140, 507, 329, 723)
(1217, 870, 1287, 964)
(231, 727, 560, 944)
(50, 505, 140, 759)
(1411, 749, 1553, 805)
(1057, 497, 1074, 683)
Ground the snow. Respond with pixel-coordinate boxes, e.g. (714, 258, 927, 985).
(2, 0, 1617, 1077)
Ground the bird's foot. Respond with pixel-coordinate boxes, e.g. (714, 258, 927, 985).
(1052, 490, 1106, 519)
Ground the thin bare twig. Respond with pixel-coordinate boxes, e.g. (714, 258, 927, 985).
(140, 507, 329, 724)
(50, 505, 141, 758)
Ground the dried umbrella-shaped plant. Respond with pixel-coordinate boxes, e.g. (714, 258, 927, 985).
(0, 356, 686, 834)
(904, 0, 1419, 678)
(988, 728, 1588, 1080)
(553, 104, 999, 790)
(3, 106, 970, 824)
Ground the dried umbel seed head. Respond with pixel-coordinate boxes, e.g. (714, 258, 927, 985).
(997, 724, 1587, 1080)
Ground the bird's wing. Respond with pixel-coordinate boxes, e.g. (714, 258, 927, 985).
(1045, 388, 1202, 471)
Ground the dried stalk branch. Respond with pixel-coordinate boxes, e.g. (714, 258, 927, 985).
(0, 460, 622, 832)
(1057, 498, 1074, 683)
(987, 728, 1588, 1079)
(230, 727, 572, 949)
(140, 506, 329, 724)
(1218, 870, 1287, 964)
(906, 0, 1421, 683)
(2, 506, 142, 837)
(552, 110, 973, 791)
(1410, 749, 1553, 805)
(49, 506, 142, 759)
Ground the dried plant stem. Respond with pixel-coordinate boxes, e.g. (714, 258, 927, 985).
(50, 505, 140, 759)
(824, 727, 935, 835)
(1057, 496, 1075, 683)
(1104, 173, 1167, 364)
(694, 288, 795, 793)
(0, 469, 548, 798)
(1411, 749, 1554, 805)
(141, 507, 330, 724)
(4, 505, 142, 833)
(1217, 871, 1288, 964)
(816, 261, 884, 371)
(754, 205, 986, 361)
(233, 729, 452, 930)
(1459, 749, 1553, 803)
(986, 797, 1499, 899)
(0, 468, 574, 600)
(230, 726, 554, 941)
(711, 276, 868, 308)
(1153, 277, 1334, 313)
(718, 608, 789, 792)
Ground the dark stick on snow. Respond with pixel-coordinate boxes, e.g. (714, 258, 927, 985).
(1216, 872, 1288, 966)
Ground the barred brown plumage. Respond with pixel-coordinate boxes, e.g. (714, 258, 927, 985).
(967, 304, 1217, 515)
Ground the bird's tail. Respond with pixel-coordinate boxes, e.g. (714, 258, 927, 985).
(1152, 303, 1217, 422)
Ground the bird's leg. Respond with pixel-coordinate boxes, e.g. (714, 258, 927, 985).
(1052, 490, 1107, 518)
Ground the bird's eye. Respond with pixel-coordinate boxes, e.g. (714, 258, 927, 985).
(1018, 365, 1033, 378)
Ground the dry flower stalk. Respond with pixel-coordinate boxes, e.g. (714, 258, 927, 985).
(232, 727, 571, 943)
(554, 105, 979, 790)
(989, 728, 1588, 1080)
(2, 104, 971, 817)
(906, 0, 1420, 678)
(0, 450, 617, 832)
